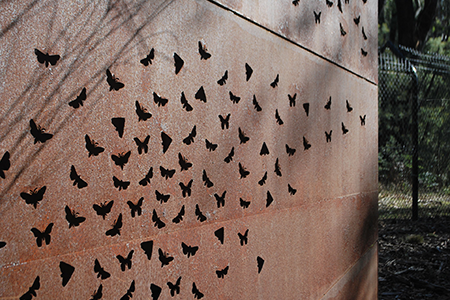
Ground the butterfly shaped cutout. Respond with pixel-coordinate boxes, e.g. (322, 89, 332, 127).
(219, 113, 230, 130)
(288, 93, 296, 107)
(93, 201, 114, 219)
(360, 115, 366, 126)
(30, 119, 53, 143)
(181, 242, 198, 258)
(139, 167, 153, 186)
(326, 0, 333, 6)
(70, 165, 88, 189)
(178, 153, 192, 171)
(362, 26, 367, 40)
(59, 261, 74, 287)
(192, 282, 204, 299)
(180, 91, 193, 111)
(153, 91, 168, 107)
(275, 109, 284, 125)
(324, 96, 332, 110)
(286, 144, 296, 156)
(195, 86, 207, 103)
(258, 171, 268, 186)
(303, 136, 311, 150)
(116, 250, 134, 271)
(341, 122, 349, 134)
(179, 179, 193, 197)
(113, 176, 130, 191)
(135, 101, 152, 121)
(217, 70, 228, 85)
(292, 0, 300, 5)
(314, 11, 321, 24)
(337, 0, 343, 12)
(274, 158, 282, 177)
(106, 69, 124, 91)
(141, 240, 153, 260)
(270, 74, 279, 88)
(20, 186, 46, 209)
(238, 127, 249, 144)
(205, 139, 218, 151)
(361, 48, 368, 57)
(85, 134, 104, 157)
(340, 23, 347, 36)
(245, 63, 253, 81)
(69, 87, 86, 108)
(134, 135, 150, 155)
(160, 166, 175, 179)
(111, 151, 131, 170)
(174, 53, 184, 74)
(239, 163, 250, 179)
(155, 190, 170, 204)
(252, 95, 262, 111)
(140, 48, 154, 66)
(266, 191, 274, 207)
(325, 130, 332, 142)
(65, 205, 86, 228)
(195, 204, 207, 222)
(238, 229, 249, 246)
(120, 280, 135, 300)
(183, 125, 196, 145)
(34, 49, 60, 67)
(94, 259, 111, 280)
(105, 213, 122, 237)
(167, 276, 182, 296)
(198, 41, 211, 60)
(172, 205, 185, 223)
(240, 198, 251, 209)
(346, 100, 353, 112)
(111, 117, 125, 138)
(224, 147, 234, 163)
(214, 227, 224, 244)
(229, 91, 240, 104)
(354, 16, 360, 25)
(90, 284, 103, 300)
(288, 184, 297, 195)
(152, 209, 166, 229)
(214, 191, 226, 208)
(158, 248, 174, 267)
(303, 103, 310, 116)
(127, 197, 143, 217)
(202, 170, 214, 187)
(0, 151, 10, 179)
(19, 276, 40, 300)
(161, 132, 172, 153)
(216, 266, 229, 278)
(31, 223, 53, 247)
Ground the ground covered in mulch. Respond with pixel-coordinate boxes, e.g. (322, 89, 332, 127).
(378, 217, 450, 299)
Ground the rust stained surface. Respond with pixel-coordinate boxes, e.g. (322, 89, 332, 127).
(0, 0, 377, 299)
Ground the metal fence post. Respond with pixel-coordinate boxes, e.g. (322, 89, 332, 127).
(410, 65, 419, 220)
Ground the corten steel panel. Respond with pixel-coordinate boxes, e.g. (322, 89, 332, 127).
(212, 0, 378, 83)
(0, 0, 377, 299)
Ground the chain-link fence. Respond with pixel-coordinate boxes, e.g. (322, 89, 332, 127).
(379, 45, 450, 219)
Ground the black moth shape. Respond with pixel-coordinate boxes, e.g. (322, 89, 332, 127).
(106, 69, 124, 91)
(139, 167, 153, 186)
(34, 49, 60, 67)
(69, 87, 86, 109)
(30, 119, 53, 143)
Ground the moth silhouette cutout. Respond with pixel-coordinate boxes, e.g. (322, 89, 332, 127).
(198, 41, 211, 60)
(252, 95, 262, 111)
(325, 130, 332, 142)
(360, 115, 366, 126)
(127, 197, 143, 217)
(113, 176, 130, 190)
(140, 48, 154, 66)
(120, 280, 135, 300)
(195, 86, 207, 103)
(152, 209, 166, 229)
(158, 248, 174, 267)
(155, 190, 170, 204)
(94, 259, 111, 280)
(245, 63, 253, 81)
(93, 200, 114, 219)
(346, 100, 353, 112)
(215, 227, 224, 244)
(179, 180, 193, 197)
(260, 142, 269, 155)
(59, 261, 74, 287)
(111, 151, 131, 170)
(160, 166, 175, 180)
(292, 0, 300, 5)
(258, 171, 267, 186)
(167, 277, 182, 297)
(161, 132, 172, 153)
(361, 48, 368, 57)
(31, 223, 53, 247)
(286, 144, 296, 156)
(69, 87, 86, 108)
(106, 213, 122, 237)
(30, 119, 53, 143)
(150, 283, 162, 300)
(362, 26, 367, 39)
(238, 229, 249, 246)
(183, 125, 196, 145)
(342, 122, 349, 134)
(274, 158, 282, 177)
(178, 153, 192, 171)
(288, 184, 297, 195)
(216, 266, 229, 279)
(20, 276, 40, 300)
(181, 242, 198, 258)
(141, 240, 153, 260)
(337, 0, 343, 12)
(257, 256, 265, 273)
(270, 74, 279, 88)
(314, 11, 321, 24)
(85, 134, 104, 157)
(224, 147, 234, 163)
(214, 191, 226, 208)
(326, 0, 333, 7)
(70, 165, 88, 189)
(153, 92, 168, 107)
(111, 117, 125, 138)
(219, 114, 230, 130)
(238, 127, 249, 144)
(288, 93, 296, 107)
(180, 91, 193, 111)
(192, 282, 204, 299)
(172, 205, 185, 223)
(0, 151, 10, 179)
(303, 136, 311, 150)
(106, 69, 124, 91)
(174, 53, 184, 74)
(21, 186, 46, 209)
(303, 103, 310, 116)
(90, 284, 103, 300)
(240, 198, 251, 208)
(275, 109, 284, 125)
(34, 49, 60, 67)
(229, 91, 241, 104)
(324, 97, 332, 110)
(134, 135, 150, 155)
(239, 163, 250, 179)
(340, 23, 347, 36)
(354, 16, 360, 25)
(205, 139, 218, 151)
(135, 101, 152, 121)
(217, 70, 228, 85)
(65, 205, 86, 228)
(266, 191, 274, 207)
(195, 204, 207, 222)
(202, 170, 214, 187)
(116, 250, 134, 271)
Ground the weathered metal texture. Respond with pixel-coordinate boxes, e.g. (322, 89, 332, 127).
(0, 0, 377, 299)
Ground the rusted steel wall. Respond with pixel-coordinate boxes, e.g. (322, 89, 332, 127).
(0, 0, 377, 299)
